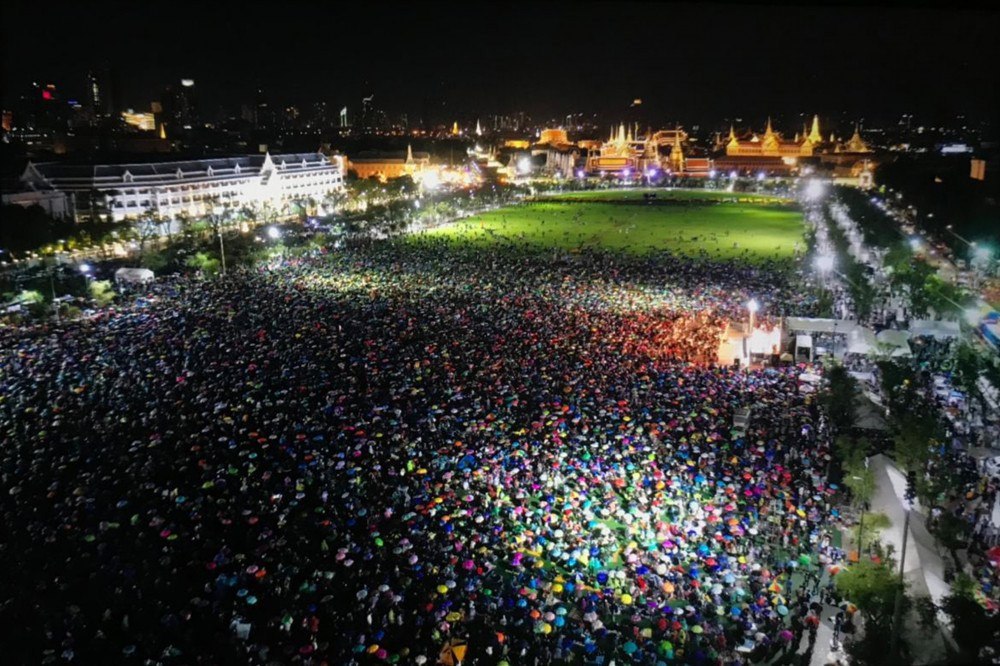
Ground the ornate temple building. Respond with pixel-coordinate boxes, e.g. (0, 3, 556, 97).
(724, 116, 821, 158)
(714, 116, 826, 176)
(346, 144, 431, 181)
(582, 124, 703, 176)
(824, 125, 876, 189)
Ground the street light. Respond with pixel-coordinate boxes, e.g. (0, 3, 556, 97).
(805, 179, 825, 201)
(213, 204, 228, 276)
(815, 254, 835, 275)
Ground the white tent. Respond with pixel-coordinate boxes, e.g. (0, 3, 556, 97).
(909, 319, 961, 340)
(876, 329, 910, 346)
(785, 317, 857, 335)
(846, 328, 878, 355)
(114, 267, 155, 285)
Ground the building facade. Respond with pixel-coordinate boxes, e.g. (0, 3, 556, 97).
(19, 152, 345, 222)
(346, 145, 430, 181)
(583, 124, 704, 176)
(725, 117, 820, 159)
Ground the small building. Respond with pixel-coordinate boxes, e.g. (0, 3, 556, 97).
(347, 145, 430, 181)
(2, 180, 72, 219)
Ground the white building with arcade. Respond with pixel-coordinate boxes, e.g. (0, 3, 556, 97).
(18, 152, 345, 222)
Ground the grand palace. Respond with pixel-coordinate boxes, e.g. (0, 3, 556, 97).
(578, 123, 711, 177)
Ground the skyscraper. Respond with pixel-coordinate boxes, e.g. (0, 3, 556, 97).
(86, 70, 102, 117)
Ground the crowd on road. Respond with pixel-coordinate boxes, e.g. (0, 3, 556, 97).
(1, 239, 847, 664)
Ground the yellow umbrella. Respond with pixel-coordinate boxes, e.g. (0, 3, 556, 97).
(439, 638, 468, 666)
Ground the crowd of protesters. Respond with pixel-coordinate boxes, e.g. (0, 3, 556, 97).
(1, 239, 847, 664)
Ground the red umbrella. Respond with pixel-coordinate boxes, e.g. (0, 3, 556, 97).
(987, 546, 1000, 563)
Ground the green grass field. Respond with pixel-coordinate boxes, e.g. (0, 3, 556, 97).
(419, 191, 804, 262)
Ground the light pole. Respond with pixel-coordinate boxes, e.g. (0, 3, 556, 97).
(79, 263, 94, 295)
(48, 261, 59, 322)
(889, 483, 916, 661)
(944, 224, 975, 249)
(213, 204, 228, 276)
(746, 299, 760, 367)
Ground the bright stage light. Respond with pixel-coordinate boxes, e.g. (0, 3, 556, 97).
(747, 299, 760, 314)
(267, 227, 281, 239)
(814, 255, 835, 273)
(517, 157, 532, 175)
(421, 171, 441, 191)
(805, 179, 825, 201)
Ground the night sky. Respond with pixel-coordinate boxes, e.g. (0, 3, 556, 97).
(3, 1, 999, 125)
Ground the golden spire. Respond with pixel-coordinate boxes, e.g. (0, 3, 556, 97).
(765, 116, 774, 137)
(808, 115, 822, 144)
(729, 124, 736, 141)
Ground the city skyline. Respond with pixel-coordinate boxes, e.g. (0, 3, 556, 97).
(4, 2, 1000, 125)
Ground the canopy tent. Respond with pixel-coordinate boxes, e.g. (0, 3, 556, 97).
(846, 327, 878, 355)
(876, 329, 910, 347)
(909, 319, 961, 340)
(981, 312, 1000, 351)
(114, 267, 155, 285)
(785, 317, 857, 335)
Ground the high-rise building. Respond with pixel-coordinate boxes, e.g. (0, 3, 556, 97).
(254, 87, 271, 130)
(339, 106, 349, 128)
(86, 70, 102, 118)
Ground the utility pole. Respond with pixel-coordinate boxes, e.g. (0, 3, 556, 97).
(218, 231, 227, 276)
(49, 263, 59, 322)
(890, 470, 918, 661)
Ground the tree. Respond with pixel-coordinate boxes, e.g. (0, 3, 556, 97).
(822, 363, 858, 435)
(889, 257, 936, 317)
(837, 437, 875, 507)
(0, 204, 56, 255)
(950, 341, 984, 404)
(942, 573, 1000, 662)
(893, 414, 938, 477)
(876, 359, 921, 417)
(88, 280, 116, 307)
(836, 558, 904, 624)
(133, 206, 163, 260)
(321, 189, 346, 216)
(185, 252, 220, 276)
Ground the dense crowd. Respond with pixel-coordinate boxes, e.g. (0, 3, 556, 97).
(1, 240, 846, 664)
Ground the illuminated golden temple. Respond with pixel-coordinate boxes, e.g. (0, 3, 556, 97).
(725, 116, 821, 158)
(584, 123, 702, 176)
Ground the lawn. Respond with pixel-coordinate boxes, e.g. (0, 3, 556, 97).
(418, 194, 805, 263)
